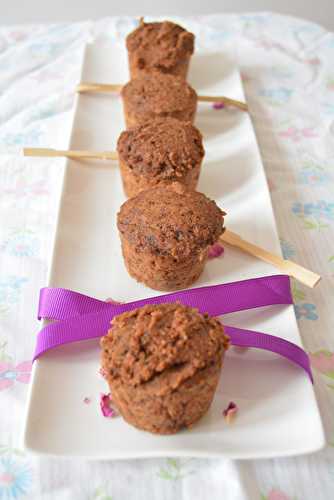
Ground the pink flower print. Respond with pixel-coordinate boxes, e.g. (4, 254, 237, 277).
(309, 351, 334, 378)
(267, 489, 291, 500)
(8, 30, 29, 42)
(0, 361, 32, 391)
(302, 128, 317, 138)
(3, 178, 49, 199)
(306, 57, 321, 66)
(278, 126, 317, 142)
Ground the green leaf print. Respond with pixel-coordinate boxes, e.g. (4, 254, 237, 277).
(0, 444, 26, 456)
(297, 215, 329, 230)
(0, 340, 13, 362)
(302, 218, 319, 230)
(93, 485, 113, 500)
(157, 458, 193, 481)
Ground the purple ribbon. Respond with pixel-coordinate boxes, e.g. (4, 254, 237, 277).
(34, 274, 313, 382)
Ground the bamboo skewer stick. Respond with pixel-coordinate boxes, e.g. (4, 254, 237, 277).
(77, 83, 123, 94)
(221, 229, 321, 288)
(23, 148, 118, 161)
(198, 94, 248, 111)
(76, 82, 248, 112)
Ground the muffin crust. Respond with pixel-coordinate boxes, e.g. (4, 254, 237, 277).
(121, 73, 197, 127)
(117, 118, 204, 196)
(126, 21, 194, 78)
(101, 303, 229, 434)
(117, 184, 225, 290)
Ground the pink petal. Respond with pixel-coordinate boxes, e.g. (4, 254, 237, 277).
(16, 373, 31, 384)
(0, 379, 14, 391)
(213, 102, 225, 110)
(0, 363, 14, 373)
(100, 393, 117, 418)
(105, 298, 122, 304)
(208, 243, 224, 259)
(15, 360, 32, 373)
(98, 367, 108, 379)
(223, 401, 238, 423)
(233, 346, 249, 354)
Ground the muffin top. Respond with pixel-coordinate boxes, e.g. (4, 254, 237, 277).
(126, 21, 194, 71)
(117, 184, 225, 258)
(117, 118, 204, 179)
(101, 303, 229, 390)
(121, 73, 197, 116)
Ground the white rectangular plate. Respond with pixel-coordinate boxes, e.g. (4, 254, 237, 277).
(23, 43, 324, 459)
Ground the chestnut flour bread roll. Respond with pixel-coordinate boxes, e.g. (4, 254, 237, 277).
(121, 73, 197, 128)
(101, 303, 229, 434)
(126, 20, 194, 79)
(117, 117, 205, 197)
(117, 183, 225, 291)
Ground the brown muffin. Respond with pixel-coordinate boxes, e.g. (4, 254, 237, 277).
(101, 303, 229, 434)
(117, 184, 225, 291)
(126, 20, 195, 79)
(121, 73, 197, 128)
(117, 118, 205, 197)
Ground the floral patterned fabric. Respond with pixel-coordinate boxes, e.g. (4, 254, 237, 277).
(0, 12, 333, 500)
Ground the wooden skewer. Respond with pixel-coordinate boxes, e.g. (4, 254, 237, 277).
(23, 148, 118, 161)
(221, 230, 321, 289)
(77, 83, 123, 94)
(198, 94, 248, 112)
(76, 82, 248, 112)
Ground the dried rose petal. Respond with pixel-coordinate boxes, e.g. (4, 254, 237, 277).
(98, 367, 108, 379)
(83, 397, 91, 405)
(105, 297, 121, 304)
(233, 346, 249, 354)
(100, 392, 117, 418)
(213, 102, 225, 110)
(223, 401, 238, 423)
(208, 242, 224, 259)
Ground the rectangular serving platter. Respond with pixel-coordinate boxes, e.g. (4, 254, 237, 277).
(22, 42, 325, 459)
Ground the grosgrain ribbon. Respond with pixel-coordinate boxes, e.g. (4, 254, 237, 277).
(34, 274, 313, 382)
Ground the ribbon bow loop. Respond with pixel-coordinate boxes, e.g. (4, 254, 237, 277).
(34, 274, 312, 382)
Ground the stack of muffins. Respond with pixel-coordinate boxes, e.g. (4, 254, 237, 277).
(101, 20, 229, 435)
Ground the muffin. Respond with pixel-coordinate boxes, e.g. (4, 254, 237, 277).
(117, 184, 225, 291)
(126, 20, 195, 79)
(100, 303, 229, 434)
(117, 118, 205, 197)
(121, 73, 197, 128)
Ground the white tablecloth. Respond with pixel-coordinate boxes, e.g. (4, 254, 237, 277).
(0, 12, 334, 500)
